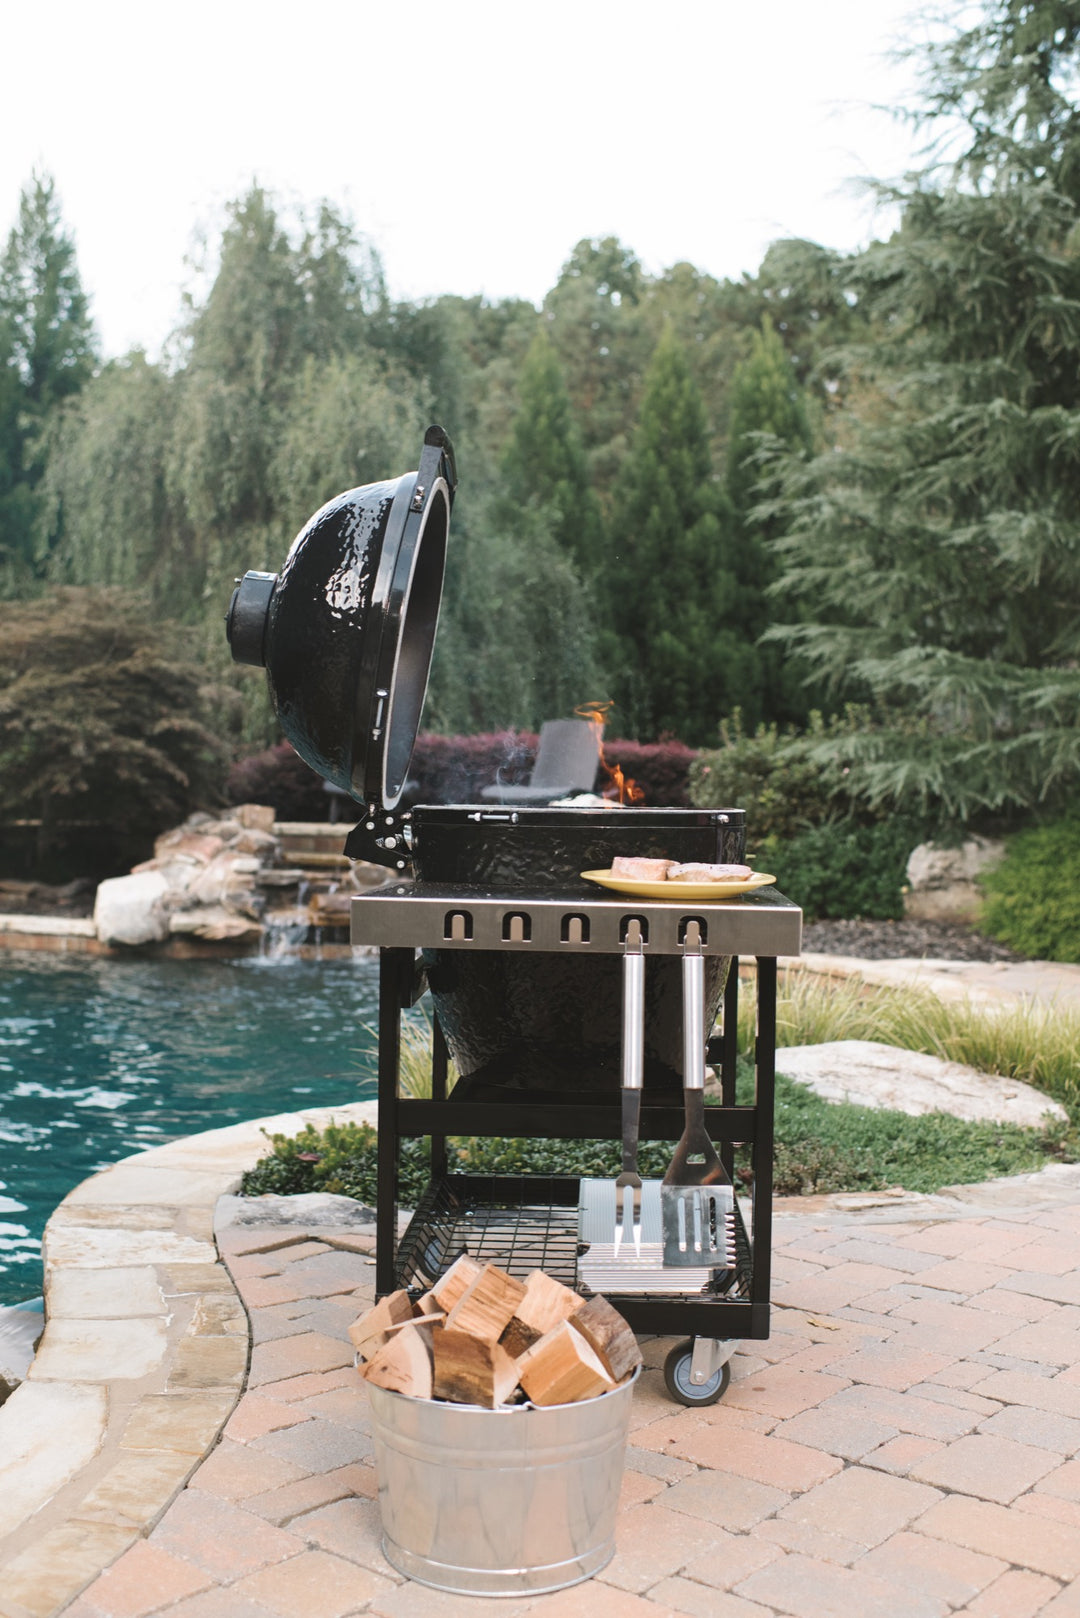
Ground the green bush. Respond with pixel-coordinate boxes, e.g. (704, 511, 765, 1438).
(689, 713, 844, 845)
(980, 817, 1080, 963)
(762, 818, 920, 921)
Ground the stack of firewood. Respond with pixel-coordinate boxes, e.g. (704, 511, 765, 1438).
(350, 1255, 642, 1408)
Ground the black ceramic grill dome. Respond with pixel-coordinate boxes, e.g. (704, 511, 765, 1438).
(227, 427, 455, 809)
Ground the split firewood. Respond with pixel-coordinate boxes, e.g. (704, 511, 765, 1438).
(445, 1262, 526, 1343)
(362, 1321, 434, 1399)
(569, 1295, 643, 1382)
(517, 1318, 616, 1407)
(432, 1325, 520, 1409)
(348, 1288, 414, 1360)
(500, 1269, 582, 1358)
(429, 1253, 483, 1313)
(415, 1290, 445, 1317)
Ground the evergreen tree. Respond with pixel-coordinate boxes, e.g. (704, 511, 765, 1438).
(766, 0, 1080, 821)
(0, 172, 96, 579)
(499, 330, 603, 573)
(607, 327, 733, 744)
(721, 318, 815, 726)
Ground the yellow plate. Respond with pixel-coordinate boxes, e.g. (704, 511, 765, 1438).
(580, 870, 777, 900)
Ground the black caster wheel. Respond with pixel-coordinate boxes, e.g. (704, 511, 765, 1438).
(663, 1339, 731, 1407)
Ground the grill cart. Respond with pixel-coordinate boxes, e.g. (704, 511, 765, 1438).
(227, 425, 802, 1405)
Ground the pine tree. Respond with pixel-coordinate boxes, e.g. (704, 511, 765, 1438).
(722, 318, 814, 726)
(499, 330, 603, 573)
(607, 327, 734, 744)
(765, 0, 1080, 821)
(0, 172, 96, 579)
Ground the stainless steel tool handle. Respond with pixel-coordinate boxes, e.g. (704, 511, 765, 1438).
(621, 947, 644, 1091)
(682, 947, 705, 1094)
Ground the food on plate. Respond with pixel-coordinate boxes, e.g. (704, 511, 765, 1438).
(666, 862, 753, 882)
(611, 856, 674, 880)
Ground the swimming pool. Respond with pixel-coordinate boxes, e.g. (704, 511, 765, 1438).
(0, 952, 385, 1305)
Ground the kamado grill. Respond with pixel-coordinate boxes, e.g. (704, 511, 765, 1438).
(229, 426, 802, 1405)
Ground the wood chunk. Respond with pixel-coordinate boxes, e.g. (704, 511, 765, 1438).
(430, 1254, 483, 1313)
(569, 1295, 642, 1381)
(362, 1322, 433, 1399)
(517, 1319, 615, 1407)
(500, 1270, 582, 1358)
(432, 1326, 520, 1408)
(446, 1263, 526, 1344)
(415, 1290, 445, 1317)
(347, 1288, 413, 1359)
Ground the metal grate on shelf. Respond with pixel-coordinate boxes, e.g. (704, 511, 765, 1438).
(393, 1174, 756, 1307)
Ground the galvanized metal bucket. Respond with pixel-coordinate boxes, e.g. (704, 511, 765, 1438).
(366, 1372, 637, 1597)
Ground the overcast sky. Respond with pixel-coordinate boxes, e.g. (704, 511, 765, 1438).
(3, 0, 932, 360)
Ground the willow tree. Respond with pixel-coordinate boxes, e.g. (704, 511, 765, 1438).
(765, 0, 1080, 821)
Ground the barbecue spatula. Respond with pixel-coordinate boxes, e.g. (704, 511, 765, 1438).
(662, 930, 734, 1267)
(614, 927, 645, 1259)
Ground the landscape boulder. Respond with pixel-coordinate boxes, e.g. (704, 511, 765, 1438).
(93, 871, 170, 946)
(904, 837, 1005, 923)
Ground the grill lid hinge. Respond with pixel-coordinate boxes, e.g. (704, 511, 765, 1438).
(345, 806, 414, 871)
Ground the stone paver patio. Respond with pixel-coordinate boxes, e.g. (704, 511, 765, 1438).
(41, 1168, 1080, 1618)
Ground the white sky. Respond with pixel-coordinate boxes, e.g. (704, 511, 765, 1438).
(2, 0, 932, 360)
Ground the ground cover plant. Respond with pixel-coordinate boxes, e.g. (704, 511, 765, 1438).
(241, 977, 1077, 1204)
(979, 816, 1080, 964)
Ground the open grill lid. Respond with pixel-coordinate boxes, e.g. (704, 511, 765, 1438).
(226, 426, 456, 811)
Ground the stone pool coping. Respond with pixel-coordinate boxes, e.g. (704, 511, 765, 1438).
(0, 1100, 378, 1618)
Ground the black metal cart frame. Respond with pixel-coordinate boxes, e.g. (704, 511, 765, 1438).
(353, 887, 802, 1352)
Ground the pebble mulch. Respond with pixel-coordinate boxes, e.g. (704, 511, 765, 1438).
(801, 919, 1023, 964)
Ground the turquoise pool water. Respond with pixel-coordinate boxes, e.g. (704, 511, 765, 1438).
(0, 952, 384, 1305)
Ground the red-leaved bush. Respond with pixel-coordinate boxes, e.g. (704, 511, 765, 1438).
(225, 733, 699, 818)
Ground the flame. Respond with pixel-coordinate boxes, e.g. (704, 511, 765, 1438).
(574, 701, 645, 805)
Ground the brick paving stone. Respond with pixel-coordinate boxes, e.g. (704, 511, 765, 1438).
(628, 1411, 715, 1454)
(754, 1517, 865, 1565)
(619, 1469, 667, 1509)
(1005, 1242, 1080, 1275)
(904, 1381, 1002, 1416)
(978, 1405, 1080, 1453)
(76, 1540, 213, 1616)
(920, 1359, 991, 1388)
(1041, 1581, 1080, 1616)
(884, 1299, 1016, 1354)
(671, 1424, 843, 1493)
(151, 1594, 283, 1618)
(189, 1436, 310, 1501)
(988, 1315, 1080, 1368)
(257, 1367, 358, 1403)
(966, 1287, 1060, 1321)
(235, 1278, 304, 1309)
(624, 1445, 696, 1484)
(778, 1466, 942, 1549)
(858, 1528, 1007, 1608)
(911, 1258, 1008, 1293)
(288, 1386, 372, 1430)
(896, 1222, 991, 1257)
(233, 1547, 394, 1617)
(243, 1464, 375, 1526)
(527, 1585, 673, 1618)
(253, 1415, 374, 1471)
(910, 1431, 1062, 1502)
(600, 1501, 730, 1594)
(722, 1364, 851, 1419)
(916, 1494, 1080, 1580)
(1017, 1493, 1080, 1531)
(224, 1395, 313, 1443)
(815, 1383, 982, 1440)
(369, 1589, 529, 1618)
(643, 1576, 773, 1617)
(149, 1491, 304, 1580)
(248, 1332, 354, 1388)
(816, 1343, 957, 1391)
(1038, 1459, 1080, 1502)
(772, 1405, 898, 1460)
(864, 1434, 947, 1476)
(738, 1549, 943, 1618)
(249, 1307, 317, 1345)
(962, 1568, 1064, 1617)
(772, 1263, 915, 1314)
(1002, 1274, 1080, 1307)
(680, 1531, 784, 1589)
(817, 1239, 945, 1274)
(659, 1471, 790, 1532)
(289, 1496, 399, 1581)
(773, 1255, 828, 1284)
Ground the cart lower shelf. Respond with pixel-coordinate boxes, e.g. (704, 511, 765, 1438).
(393, 1173, 765, 1339)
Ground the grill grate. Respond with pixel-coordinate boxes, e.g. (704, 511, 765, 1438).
(393, 1174, 756, 1309)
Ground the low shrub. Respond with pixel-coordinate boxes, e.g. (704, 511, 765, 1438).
(980, 816, 1080, 963)
(225, 741, 327, 820)
(689, 712, 856, 847)
(763, 818, 921, 921)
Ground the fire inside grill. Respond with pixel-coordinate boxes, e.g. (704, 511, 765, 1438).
(227, 425, 802, 1405)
